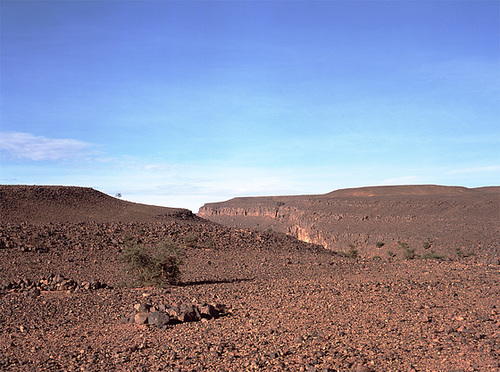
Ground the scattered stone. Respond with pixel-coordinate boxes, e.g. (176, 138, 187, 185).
(199, 303, 219, 319)
(168, 306, 181, 319)
(125, 301, 227, 328)
(419, 314, 432, 323)
(119, 316, 131, 324)
(134, 312, 149, 325)
(148, 312, 169, 327)
(134, 303, 150, 312)
(178, 304, 201, 322)
(27, 288, 40, 298)
(1, 275, 109, 295)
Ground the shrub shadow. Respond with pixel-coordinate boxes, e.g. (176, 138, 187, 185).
(180, 278, 254, 287)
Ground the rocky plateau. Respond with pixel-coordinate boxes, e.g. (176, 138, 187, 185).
(198, 185, 500, 259)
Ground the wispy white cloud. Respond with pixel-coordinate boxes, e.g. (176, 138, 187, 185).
(144, 164, 171, 171)
(0, 132, 94, 161)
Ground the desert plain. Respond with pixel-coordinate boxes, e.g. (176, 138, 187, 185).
(0, 185, 499, 372)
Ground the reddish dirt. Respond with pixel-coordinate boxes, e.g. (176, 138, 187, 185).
(0, 185, 499, 372)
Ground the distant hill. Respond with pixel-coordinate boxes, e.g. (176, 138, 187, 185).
(199, 185, 500, 257)
(0, 185, 195, 224)
(324, 184, 489, 197)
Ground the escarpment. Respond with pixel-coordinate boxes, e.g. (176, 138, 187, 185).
(199, 185, 500, 257)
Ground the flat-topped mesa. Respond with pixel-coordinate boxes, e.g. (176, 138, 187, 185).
(0, 185, 196, 224)
(325, 184, 474, 197)
(199, 185, 500, 257)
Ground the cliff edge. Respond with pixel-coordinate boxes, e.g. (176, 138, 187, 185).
(199, 185, 500, 257)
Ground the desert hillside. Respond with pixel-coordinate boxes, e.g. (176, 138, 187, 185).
(199, 185, 500, 258)
(0, 185, 499, 372)
(0, 185, 194, 224)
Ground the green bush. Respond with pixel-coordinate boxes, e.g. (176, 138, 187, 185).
(455, 248, 475, 258)
(122, 240, 184, 287)
(421, 250, 445, 260)
(346, 247, 359, 258)
(398, 241, 419, 260)
(204, 238, 216, 250)
(387, 250, 396, 258)
(184, 233, 199, 248)
(422, 240, 432, 250)
(337, 245, 359, 259)
(339, 244, 359, 258)
(376, 241, 385, 248)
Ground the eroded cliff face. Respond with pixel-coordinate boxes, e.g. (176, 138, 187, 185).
(198, 186, 500, 257)
(199, 202, 396, 250)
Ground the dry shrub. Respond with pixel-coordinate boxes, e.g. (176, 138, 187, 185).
(122, 240, 184, 287)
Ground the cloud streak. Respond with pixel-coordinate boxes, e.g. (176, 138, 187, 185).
(0, 132, 94, 161)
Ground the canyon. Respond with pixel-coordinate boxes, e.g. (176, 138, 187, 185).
(199, 185, 500, 259)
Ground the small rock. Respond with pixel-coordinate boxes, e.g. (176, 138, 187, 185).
(148, 312, 170, 327)
(178, 304, 201, 322)
(53, 274, 64, 284)
(134, 312, 149, 325)
(214, 303, 229, 314)
(89, 279, 102, 289)
(134, 303, 150, 312)
(420, 314, 432, 323)
(27, 288, 40, 298)
(199, 303, 219, 319)
(168, 306, 181, 319)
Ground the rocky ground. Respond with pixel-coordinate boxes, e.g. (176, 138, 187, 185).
(0, 186, 499, 371)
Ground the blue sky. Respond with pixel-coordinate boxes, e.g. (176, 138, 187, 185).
(1, 0, 499, 212)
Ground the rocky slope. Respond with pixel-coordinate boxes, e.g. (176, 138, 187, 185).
(0, 185, 194, 224)
(198, 185, 500, 258)
(1, 185, 499, 371)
